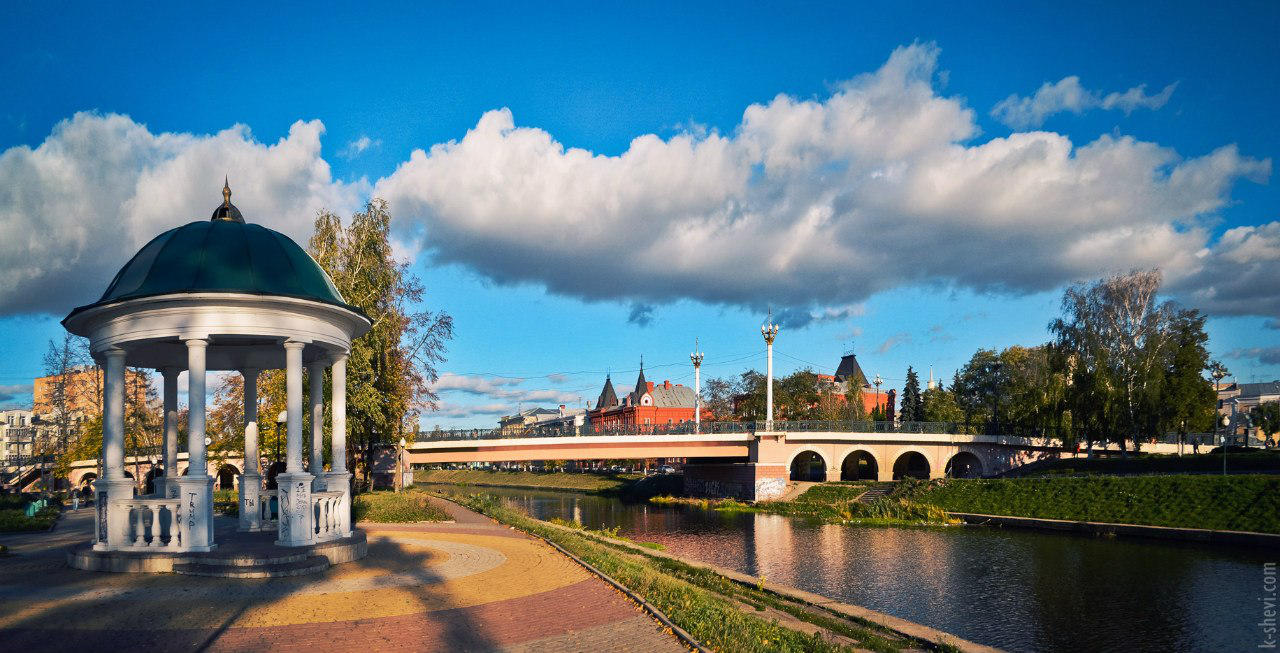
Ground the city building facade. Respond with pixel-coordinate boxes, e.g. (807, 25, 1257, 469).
(588, 364, 696, 430)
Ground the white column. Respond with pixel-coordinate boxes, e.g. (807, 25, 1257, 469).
(324, 353, 352, 536)
(186, 339, 208, 476)
(96, 347, 134, 550)
(161, 367, 179, 498)
(285, 341, 305, 473)
(174, 338, 215, 551)
(243, 369, 259, 474)
(102, 349, 126, 480)
(331, 354, 347, 474)
(277, 340, 314, 545)
(239, 368, 262, 531)
(309, 361, 325, 474)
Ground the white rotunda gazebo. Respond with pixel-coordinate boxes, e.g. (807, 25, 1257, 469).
(63, 181, 371, 554)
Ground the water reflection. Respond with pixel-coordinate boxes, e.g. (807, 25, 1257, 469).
(428, 484, 1267, 651)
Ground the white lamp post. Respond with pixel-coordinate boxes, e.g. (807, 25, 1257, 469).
(761, 318, 779, 431)
(690, 339, 704, 434)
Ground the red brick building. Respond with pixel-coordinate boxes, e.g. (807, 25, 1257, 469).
(587, 363, 697, 431)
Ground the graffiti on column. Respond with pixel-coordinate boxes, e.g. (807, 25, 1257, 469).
(97, 491, 108, 542)
(295, 481, 306, 529)
(187, 491, 196, 529)
(280, 489, 290, 538)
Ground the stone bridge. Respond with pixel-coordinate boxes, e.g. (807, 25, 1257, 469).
(52, 454, 253, 495)
(406, 429, 1174, 500)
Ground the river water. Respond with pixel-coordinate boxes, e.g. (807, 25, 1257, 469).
(428, 483, 1270, 652)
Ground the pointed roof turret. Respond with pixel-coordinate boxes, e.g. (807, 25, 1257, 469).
(595, 374, 619, 410)
(631, 356, 648, 402)
(834, 353, 868, 387)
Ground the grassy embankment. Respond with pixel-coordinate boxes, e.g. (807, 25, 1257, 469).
(653, 470, 1280, 534)
(353, 491, 451, 522)
(0, 495, 60, 532)
(1012, 450, 1280, 477)
(905, 474, 1280, 534)
(652, 482, 956, 527)
(415, 468, 682, 500)
(210, 489, 451, 523)
(449, 491, 960, 653)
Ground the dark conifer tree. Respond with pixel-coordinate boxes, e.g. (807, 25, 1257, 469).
(900, 366, 924, 422)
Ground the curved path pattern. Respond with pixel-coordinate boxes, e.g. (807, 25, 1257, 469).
(0, 500, 685, 652)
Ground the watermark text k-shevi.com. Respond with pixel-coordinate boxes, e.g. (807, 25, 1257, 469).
(1263, 562, 1277, 649)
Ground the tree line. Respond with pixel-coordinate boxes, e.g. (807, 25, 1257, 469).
(699, 270, 1220, 452)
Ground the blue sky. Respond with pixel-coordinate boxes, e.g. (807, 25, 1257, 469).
(1, 1, 1277, 426)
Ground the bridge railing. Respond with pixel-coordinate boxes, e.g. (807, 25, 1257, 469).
(410, 421, 1239, 445)
(411, 420, 984, 441)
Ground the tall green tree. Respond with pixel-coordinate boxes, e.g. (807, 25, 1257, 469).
(702, 377, 736, 421)
(955, 349, 1007, 433)
(1051, 269, 1209, 453)
(325, 200, 451, 488)
(922, 383, 963, 424)
(1252, 403, 1280, 444)
(1157, 309, 1216, 440)
(43, 333, 85, 487)
(899, 366, 923, 422)
(260, 199, 455, 490)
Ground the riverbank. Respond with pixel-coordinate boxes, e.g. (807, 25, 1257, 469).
(1006, 449, 1280, 477)
(908, 474, 1280, 534)
(655, 473, 1280, 536)
(415, 468, 682, 499)
(651, 489, 958, 528)
(439, 490, 982, 653)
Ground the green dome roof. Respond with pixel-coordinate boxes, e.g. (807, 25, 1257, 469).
(71, 219, 353, 315)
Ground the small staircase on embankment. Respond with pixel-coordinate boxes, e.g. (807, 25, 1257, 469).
(855, 483, 894, 503)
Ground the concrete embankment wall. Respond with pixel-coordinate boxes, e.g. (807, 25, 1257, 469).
(950, 512, 1280, 548)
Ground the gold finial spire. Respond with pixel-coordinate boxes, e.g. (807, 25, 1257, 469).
(211, 176, 245, 222)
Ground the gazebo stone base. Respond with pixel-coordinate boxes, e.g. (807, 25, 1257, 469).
(173, 475, 216, 552)
(275, 471, 314, 546)
(68, 528, 367, 577)
(237, 473, 265, 532)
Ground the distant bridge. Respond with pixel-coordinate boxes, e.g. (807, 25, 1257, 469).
(408, 421, 1181, 500)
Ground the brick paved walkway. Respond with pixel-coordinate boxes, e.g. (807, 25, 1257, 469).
(0, 499, 685, 652)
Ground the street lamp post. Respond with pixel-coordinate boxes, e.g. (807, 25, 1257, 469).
(761, 318, 778, 431)
(275, 410, 286, 466)
(690, 340, 704, 435)
(1221, 413, 1231, 476)
(873, 374, 883, 426)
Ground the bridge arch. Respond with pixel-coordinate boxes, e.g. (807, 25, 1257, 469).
(788, 449, 828, 482)
(892, 449, 931, 480)
(216, 464, 240, 490)
(945, 451, 985, 478)
(839, 449, 879, 481)
(75, 472, 97, 494)
(143, 467, 164, 495)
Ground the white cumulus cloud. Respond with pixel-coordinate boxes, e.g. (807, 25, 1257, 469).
(340, 135, 380, 159)
(0, 112, 366, 314)
(0, 44, 1272, 325)
(991, 75, 1178, 129)
(375, 44, 1267, 319)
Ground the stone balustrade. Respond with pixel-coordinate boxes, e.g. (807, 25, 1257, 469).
(113, 498, 182, 550)
(312, 490, 343, 542)
(260, 489, 279, 525)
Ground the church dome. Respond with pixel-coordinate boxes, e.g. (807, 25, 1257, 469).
(65, 182, 355, 319)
